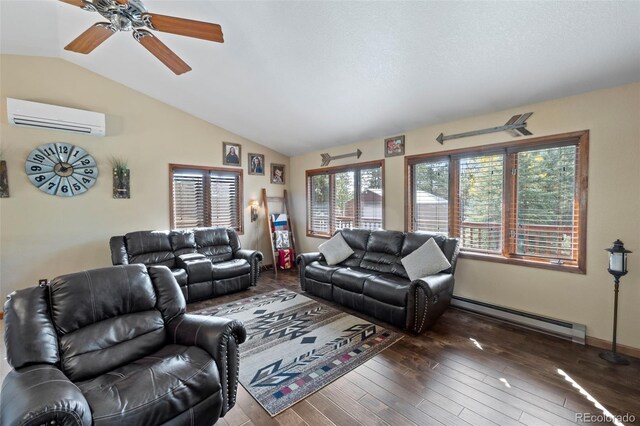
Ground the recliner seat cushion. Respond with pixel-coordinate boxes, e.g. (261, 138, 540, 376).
(305, 261, 340, 282)
(211, 259, 250, 280)
(331, 268, 376, 294)
(363, 274, 410, 307)
(78, 344, 221, 426)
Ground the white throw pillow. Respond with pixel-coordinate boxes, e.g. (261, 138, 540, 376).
(401, 238, 451, 281)
(318, 233, 354, 266)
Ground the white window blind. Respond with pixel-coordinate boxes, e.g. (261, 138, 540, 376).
(511, 145, 578, 261)
(357, 167, 383, 230)
(333, 171, 355, 231)
(171, 166, 242, 231)
(172, 171, 205, 229)
(457, 154, 504, 254)
(412, 160, 449, 234)
(308, 175, 330, 235)
(210, 173, 240, 229)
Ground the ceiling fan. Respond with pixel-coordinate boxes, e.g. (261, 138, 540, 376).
(59, 0, 224, 75)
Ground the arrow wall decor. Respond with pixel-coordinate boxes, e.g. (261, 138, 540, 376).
(436, 112, 533, 145)
(320, 149, 362, 167)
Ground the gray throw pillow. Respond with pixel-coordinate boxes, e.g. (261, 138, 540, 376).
(318, 233, 354, 266)
(401, 237, 451, 281)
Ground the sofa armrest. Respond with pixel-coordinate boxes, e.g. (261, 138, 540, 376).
(109, 236, 128, 265)
(177, 253, 206, 262)
(295, 252, 323, 291)
(176, 255, 211, 284)
(408, 273, 455, 334)
(1, 364, 92, 426)
(167, 314, 247, 417)
(234, 249, 263, 286)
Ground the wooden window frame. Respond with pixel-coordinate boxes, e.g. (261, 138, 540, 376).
(405, 130, 589, 274)
(306, 160, 385, 239)
(169, 164, 244, 234)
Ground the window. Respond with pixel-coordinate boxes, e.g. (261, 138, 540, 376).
(406, 131, 588, 273)
(307, 161, 384, 237)
(170, 164, 243, 232)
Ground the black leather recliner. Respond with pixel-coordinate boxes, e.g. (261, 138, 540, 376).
(110, 227, 263, 303)
(0, 264, 246, 426)
(297, 229, 460, 334)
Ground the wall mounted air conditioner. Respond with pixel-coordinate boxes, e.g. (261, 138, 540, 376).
(6, 98, 106, 136)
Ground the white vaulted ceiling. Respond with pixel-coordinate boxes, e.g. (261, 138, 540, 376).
(1, 1, 639, 156)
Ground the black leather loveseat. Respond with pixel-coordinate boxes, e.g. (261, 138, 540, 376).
(297, 229, 460, 334)
(0, 264, 246, 426)
(110, 227, 262, 303)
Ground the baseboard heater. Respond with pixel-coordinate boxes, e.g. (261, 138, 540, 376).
(451, 296, 586, 345)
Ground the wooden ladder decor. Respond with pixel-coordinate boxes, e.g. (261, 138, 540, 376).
(262, 188, 298, 277)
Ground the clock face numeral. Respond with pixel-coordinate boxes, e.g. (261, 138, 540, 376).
(37, 175, 61, 195)
(26, 143, 98, 197)
(71, 156, 96, 169)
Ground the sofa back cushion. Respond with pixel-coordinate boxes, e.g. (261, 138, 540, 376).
(169, 230, 197, 257)
(360, 230, 406, 276)
(194, 227, 233, 263)
(49, 265, 166, 381)
(337, 228, 371, 267)
(125, 231, 176, 269)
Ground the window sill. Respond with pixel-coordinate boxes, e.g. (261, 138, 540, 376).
(458, 251, 585, 274)
(306, 232, 331, 239)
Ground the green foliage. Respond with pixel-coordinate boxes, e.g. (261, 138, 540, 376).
(516, 146, 576, 226)
(110, 156, 128, 176)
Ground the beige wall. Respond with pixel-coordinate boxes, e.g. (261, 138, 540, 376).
(290, 82, 640, 349)
(0, 54, 289, 303)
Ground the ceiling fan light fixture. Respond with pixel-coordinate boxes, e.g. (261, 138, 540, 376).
(109, 13, 132, 31)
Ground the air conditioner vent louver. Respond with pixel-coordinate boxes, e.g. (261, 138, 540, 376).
(6, 98, 105, 136)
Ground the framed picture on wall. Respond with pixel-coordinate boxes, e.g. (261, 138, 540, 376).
(384, 135, 405, 157)
(270, 163, 285, 184)
(248, 153, 265, 175)
(223, 142, 242, 166)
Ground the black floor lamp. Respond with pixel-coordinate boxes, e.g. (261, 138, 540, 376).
(600, 239, 632, 365)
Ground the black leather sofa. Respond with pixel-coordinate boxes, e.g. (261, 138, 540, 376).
(0, 264, 246, 426)
(110, 227, 262, 303)
(297, 229, 460, 334)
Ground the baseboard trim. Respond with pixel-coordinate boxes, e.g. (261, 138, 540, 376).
(585, 336, 640, 359)
(451, 296, 586, 344)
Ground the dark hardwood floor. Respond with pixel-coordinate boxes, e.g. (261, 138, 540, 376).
(189, 270, 640, 426)
(1, 269, 637, 425)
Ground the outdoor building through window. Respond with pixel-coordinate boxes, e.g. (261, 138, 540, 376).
(406, 131, 588, 273)
(170, 164, 243, 232)
(307, 161, 384, 237)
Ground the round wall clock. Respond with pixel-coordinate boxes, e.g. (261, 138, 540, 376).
(25, 142, 98, 197)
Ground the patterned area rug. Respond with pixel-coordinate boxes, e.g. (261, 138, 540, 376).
(193, 289, 403, 416)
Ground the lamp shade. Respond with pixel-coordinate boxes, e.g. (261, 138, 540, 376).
(605, 239, 631, 276)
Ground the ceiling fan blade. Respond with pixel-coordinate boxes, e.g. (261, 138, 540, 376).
(134, 30, 192, 75)
(64, 23, 116, 54)
(144, 13, 224, 43)
(58, 0, 87, 7)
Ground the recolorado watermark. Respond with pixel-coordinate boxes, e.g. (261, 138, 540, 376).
(576, 413, 635, 424)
